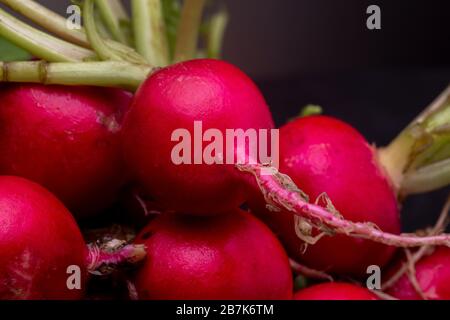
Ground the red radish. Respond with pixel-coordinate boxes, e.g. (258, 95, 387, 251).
(122, 58, 274, 215)
(0, 176, 146, 300)
(249, 115, 401, 276)
(293, 282, 378, 300)
(0, 83, 132, 218)
(386, 247, 450, 300)
(133, 209, 293, 300)
(122, 58, 448, 251)
(0, 176, 87, 299)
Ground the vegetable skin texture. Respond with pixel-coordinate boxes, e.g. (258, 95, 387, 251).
(0, 176, 87, 300)
(133, 209, 293, 300)
(0, 84, 131, 218)
(122, 58, 274, 215)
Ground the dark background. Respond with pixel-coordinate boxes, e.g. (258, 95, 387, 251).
(33, 1, 450, 230)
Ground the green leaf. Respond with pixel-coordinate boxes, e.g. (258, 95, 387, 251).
(0, 36, 31, 61)
(300, 104, 323, 117)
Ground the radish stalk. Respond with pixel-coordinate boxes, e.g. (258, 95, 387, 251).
(161, 0, 181, 60)
(0, 6, 95, 62)
(0, 0, 134, 58)
(0, 61, 151, 91)
(205, 8, 228, 59)
(379, 85, 450, 195)
(131, 0, 170, 66)
(95, 0, 130, 45)
(173, 0, 206, 62)
(84, 0, 147, 64)
(0, 0, 90, 47)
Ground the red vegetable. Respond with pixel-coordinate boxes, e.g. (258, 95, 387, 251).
(0, 176, 87, 299)
(0, 84, 132, 218)
(122, 59, 274, 215)
(386, 247, 450, 300)
(250, 115, 400, 276)
(293, 282, 378, 300)
(133, 209, 293, 300)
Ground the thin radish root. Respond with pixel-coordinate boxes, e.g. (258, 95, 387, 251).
(381, 195, 450, 293)
(239, 163, 450, 248)
(371, 290, 399, 300)
(404, 249, 428, 299)
(289, 258, 333, 281)
(126, 280, 139, 300)
(86, 239, 147, 275)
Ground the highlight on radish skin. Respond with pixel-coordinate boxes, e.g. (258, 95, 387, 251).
(0, 84, 132, 219)
(132, 209, 293, 300)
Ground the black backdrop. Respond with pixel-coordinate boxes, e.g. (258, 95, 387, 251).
(24, 1, 450, 230)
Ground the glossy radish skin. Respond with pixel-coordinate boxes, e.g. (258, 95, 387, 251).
(0, 176, 87, 300)
(122, 59, 274, 215)
(0, 84, 132, 218)
(293, 282, 378, 300)
(250, 116, 400, 276)
(133, 210, 293, 300)
(387, 247, 450, 300)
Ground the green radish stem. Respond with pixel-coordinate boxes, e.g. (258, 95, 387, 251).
(379, 85, 450, 195)
(401, 159, 450, 195)
(83, 0, 148, 64)
(205, 8, 228, 59)
(173, 0, 206, 62)
(95, 0, 130, 45)
(0, 6, 95, 61)
(84, 0, 120, 61)
(1, 0, 144, 64)
(0, 61, 151, 91)
(131, 0, 170, 66)
(0, 0, 90, 47)
(0, 0, 132, 55)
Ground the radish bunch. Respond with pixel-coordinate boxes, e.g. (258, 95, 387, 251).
(0, 0, 449, 301)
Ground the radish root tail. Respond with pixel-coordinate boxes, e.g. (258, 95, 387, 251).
(238, 163, 450, 248)
(86, 239, 147, 275)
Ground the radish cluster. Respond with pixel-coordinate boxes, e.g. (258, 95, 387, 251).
(1, 58, 449, 300)
(2, 0, 449, 303)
